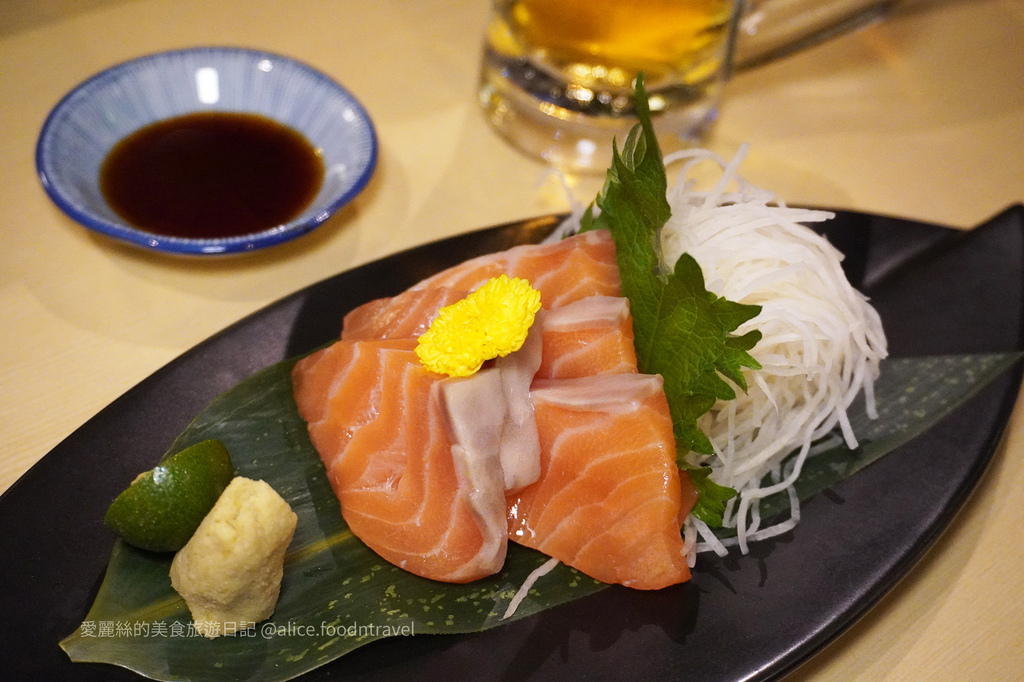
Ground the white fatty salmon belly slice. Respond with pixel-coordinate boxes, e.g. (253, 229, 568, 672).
(540, 295, 631, 331)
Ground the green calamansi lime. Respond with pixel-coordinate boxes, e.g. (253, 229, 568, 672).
(104, 439, 236, 552)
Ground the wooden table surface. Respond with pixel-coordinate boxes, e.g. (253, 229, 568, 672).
(2, 0, 1022, 679)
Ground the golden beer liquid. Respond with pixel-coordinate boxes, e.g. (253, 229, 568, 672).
(479, 0, 737, 171)
(489, 0, 734, 93)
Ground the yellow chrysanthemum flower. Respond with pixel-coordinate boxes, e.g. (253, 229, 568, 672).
(416, 275, 542, 377)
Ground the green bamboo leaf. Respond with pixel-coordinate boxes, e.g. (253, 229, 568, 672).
(719, 352, 1024, 533)
(60, 359, 605, 681)
(61, 351, 1021, 680)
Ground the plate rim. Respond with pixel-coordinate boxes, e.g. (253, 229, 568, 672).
(2, 205, 1023, 681)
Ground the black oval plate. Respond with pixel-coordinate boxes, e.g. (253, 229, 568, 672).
(1, 207, 1022, 681)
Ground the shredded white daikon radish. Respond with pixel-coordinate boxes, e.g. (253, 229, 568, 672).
(502, 557, 561, 619)
(548, 143, 887, 556)
(662, 144, 887, 555)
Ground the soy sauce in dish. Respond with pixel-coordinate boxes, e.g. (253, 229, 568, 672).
(100, 112, 325, 240)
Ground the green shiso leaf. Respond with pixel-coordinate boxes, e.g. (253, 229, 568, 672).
(579, 75, 759, 523)
(580, 76, 761, 459)
(61, 351, 1022, 680)
(680, 463, 737, 529)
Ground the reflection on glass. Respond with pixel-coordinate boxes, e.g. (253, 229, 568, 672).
(735, 0, 893, 68)
(195, 67, 219, 104)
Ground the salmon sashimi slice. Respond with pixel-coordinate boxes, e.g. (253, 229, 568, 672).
(293, 228, 699, 588)
(536, 296, 638, 380)
(341, 287, 468, 341)
(409, 230, 620, 308)
(341, 231, 621, 342)
(291, 340, 507, 582)
(344, 296, 545, 490)
(507, 374, 695, 590)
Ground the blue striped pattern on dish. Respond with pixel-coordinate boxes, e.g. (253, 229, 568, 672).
(36, 47, 377, 255)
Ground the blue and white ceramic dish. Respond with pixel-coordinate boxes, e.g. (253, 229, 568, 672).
(36, 47, 377, 255)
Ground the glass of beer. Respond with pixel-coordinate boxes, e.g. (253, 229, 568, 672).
(479, 0, 743, 172)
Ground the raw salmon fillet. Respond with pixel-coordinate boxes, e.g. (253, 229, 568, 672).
(292, 339, 507, 582)
(535, 296, 638, 380)
(293, 229, 697, 589)
(410, 230, 619, 307)
(341, 230, 621, 341)
(507, 374, 695, 590)
(341, 288, 467, 341)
